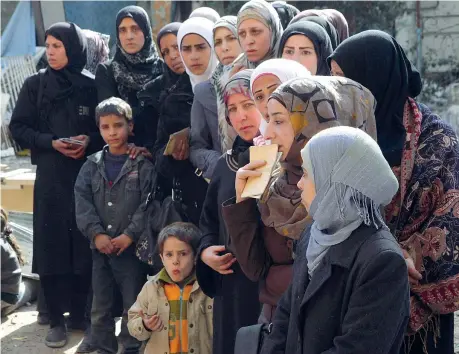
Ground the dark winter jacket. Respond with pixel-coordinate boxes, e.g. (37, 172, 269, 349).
(141, 67, 208, 225)
(74, 147, 154, 249)
(261, 225, 409, 354)
(95, 60, 159, 150)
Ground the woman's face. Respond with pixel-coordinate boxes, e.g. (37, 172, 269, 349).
(46, 35, 68, 70)
(251, 74, 281, 120)
(265, 98, 295, 161)
(214, 27, 242, 66)
(238, 19, 271, 63)
(330, 59, 345, 77)
(297, 168, 316, 212)
(159, 33, 185, 74)
(227, 93, 261, 141)
(180, 34, 211, 75)
(118, 17, 145, 54)
(282, 35, 318, 75)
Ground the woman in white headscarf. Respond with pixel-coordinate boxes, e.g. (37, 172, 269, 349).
(177, 17, 219, 91)
(250, 58, 311, 135)
(262, 126, 409, 354)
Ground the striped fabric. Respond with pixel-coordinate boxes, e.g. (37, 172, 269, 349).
(158, 269, 196, 354)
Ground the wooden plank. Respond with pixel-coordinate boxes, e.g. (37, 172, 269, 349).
(4, 173, 36, 187)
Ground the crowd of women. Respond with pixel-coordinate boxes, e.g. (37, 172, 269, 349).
(8, 0, 459, 353)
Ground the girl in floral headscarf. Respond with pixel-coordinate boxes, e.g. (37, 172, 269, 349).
(222, 75, 377, 323)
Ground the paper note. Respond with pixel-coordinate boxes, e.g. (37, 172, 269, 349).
(164, 127, 190, 156)
(241, 144, 281, 199)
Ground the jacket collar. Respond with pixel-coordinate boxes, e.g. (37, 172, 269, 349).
(299, 225, 378, 310)
(87, 146, 144, 184)
(153, 268, 201, 293)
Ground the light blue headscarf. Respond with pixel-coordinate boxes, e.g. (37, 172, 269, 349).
(301, 126, 399, 276)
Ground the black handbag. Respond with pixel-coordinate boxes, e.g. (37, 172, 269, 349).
(234, 323, 272, 354)
(135, 173, 188, 267)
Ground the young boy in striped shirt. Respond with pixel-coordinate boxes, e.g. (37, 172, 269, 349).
(128, 222, 213, 354)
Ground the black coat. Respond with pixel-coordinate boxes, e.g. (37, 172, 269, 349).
(196, 143, 260, 354)
(95, 60, 159, 150)
(142, 69, 208, 226)
(261, 225, 410, 354)
(9, 71, 103, 276)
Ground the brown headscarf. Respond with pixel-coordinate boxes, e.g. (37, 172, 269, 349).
(258, 76, 377, 239)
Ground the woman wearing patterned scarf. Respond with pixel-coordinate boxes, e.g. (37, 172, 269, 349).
(95, 5, 163, 151)
(262, 126, 409, 354)
(208, 16, 242, 158)
(197, 70, 261, 354)
(82, 29, 110, 75)
(222, 75, 377, 323)
(329, 30, 459, 354)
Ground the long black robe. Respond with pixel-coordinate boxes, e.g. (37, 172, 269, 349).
(196, 137, 261, 354)
(9, 70, 103, 276)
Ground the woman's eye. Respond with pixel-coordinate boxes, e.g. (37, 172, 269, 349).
(215, 40, 221, 47)
(251, 30, 261, 36)
(243, 102, 254, 109)
(275, 120, 283, 125)
(228, 107, 236, 113)
(283, 49, 294, 55)
(301, 50, 313, 56)
(238, 31, 246, 39)
(255, 94, 264, 102)
(229, 36, 237, 41)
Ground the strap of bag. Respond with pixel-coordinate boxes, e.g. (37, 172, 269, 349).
(145, 170, 160, 208)
(36, 68, 46, 112)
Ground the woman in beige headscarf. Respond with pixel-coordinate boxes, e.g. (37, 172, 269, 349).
(222, 75, 377, 322)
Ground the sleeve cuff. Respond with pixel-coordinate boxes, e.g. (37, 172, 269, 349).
(37, 134, 54, 149)
(222, 197, 259, 223)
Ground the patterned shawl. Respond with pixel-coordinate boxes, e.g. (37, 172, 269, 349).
(82, 29, 110, 75)
(211, 16, 240, 153)
(258, 76, 377, 239)
(385, 98, 459, 335)
(112, 6, 163, 101)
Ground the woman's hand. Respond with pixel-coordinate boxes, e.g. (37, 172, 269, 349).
(127, 144, 152, 159)
(201, 245, 237, 275)
(235, 160, 266, 203)
(402, 249, 422, 285)
(172, 139, 189, 161)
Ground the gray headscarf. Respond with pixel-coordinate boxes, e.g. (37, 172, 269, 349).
(235, 0, 284, 69)
(212, 16, 240, 152)
(302, 126, 399, 276)
(82, 29, 110, 75)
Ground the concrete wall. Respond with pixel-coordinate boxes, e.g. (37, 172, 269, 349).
(396, 1, 459, 74)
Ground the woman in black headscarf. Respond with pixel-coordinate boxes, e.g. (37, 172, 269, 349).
(9, 22, 103, 349)
(96, 5, 163, 152)
(290, 11, 339, 50)
(279, 21, 332, 75)
(329, 30, 459, 354)
(271, 1, 299, 29)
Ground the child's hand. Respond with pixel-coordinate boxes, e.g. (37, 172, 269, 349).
(94, 234, 115, 254)
(139, 309, 163, 332)
(111, 234, 133, 255)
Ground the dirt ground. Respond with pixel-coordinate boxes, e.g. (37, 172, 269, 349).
(1, 302, 124, 354)
(2, 301, 459, 354)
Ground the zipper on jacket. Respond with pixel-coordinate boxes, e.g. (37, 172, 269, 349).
(179, 287, 183, 354)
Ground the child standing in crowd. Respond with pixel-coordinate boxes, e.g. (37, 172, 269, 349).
(128, 222, 213, 354)
(75, 97, 153, 354)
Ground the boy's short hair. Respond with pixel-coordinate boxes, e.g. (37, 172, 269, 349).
(95, 97, 133, 125)
(157, 222, 202, 255)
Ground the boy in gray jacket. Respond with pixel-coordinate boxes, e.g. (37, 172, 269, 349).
(75, 97, 153, 354)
